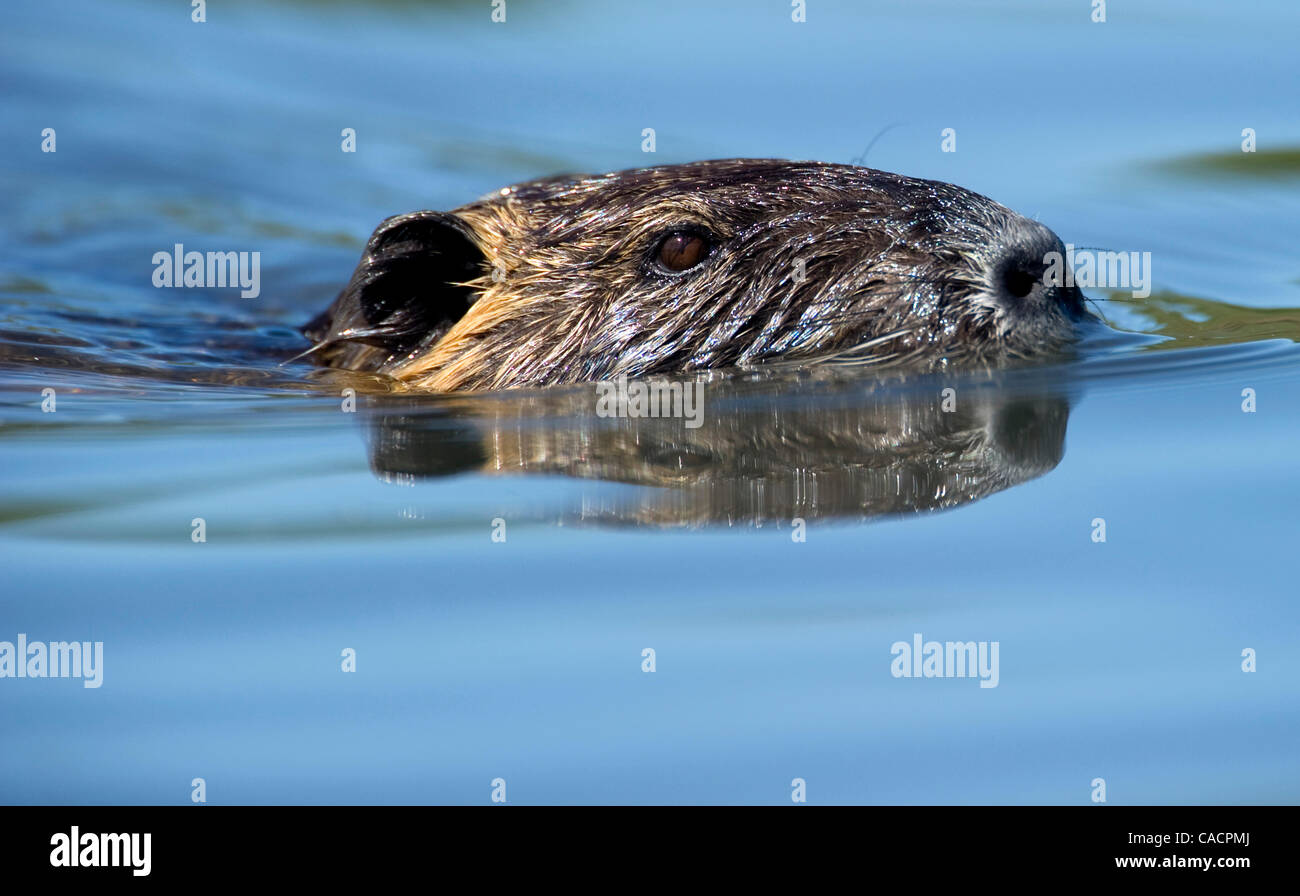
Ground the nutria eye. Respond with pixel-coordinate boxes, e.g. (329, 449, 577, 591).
(655, 231, 711, 273)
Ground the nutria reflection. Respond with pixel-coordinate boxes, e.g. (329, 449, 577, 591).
(357, 372, 1072, 527)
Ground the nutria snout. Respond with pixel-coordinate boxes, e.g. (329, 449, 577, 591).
(302, 159, 1090, 391)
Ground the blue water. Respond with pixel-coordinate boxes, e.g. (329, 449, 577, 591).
(1, 0, 1297, 804)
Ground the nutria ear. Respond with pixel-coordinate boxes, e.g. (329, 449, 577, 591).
(302, 211, 486, 362)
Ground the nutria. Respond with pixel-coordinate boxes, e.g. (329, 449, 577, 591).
(302, 159, 1089, 391)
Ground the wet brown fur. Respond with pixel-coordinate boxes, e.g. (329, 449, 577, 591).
(304, 159, 1087, 392)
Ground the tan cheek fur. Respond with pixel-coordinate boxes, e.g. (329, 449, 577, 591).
(388, 202, 533, 391)
(387, 193, 652, 392)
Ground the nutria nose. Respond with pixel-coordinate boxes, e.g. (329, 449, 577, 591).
(991, 221, 1082, 314)
(999, 257, 1043, 299)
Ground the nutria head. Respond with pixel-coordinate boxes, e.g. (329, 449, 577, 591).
(303, 159, 1089, 391)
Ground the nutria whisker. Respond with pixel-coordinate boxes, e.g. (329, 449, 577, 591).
(281, 339, 336, 366)
(849, 122, 906, 167)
